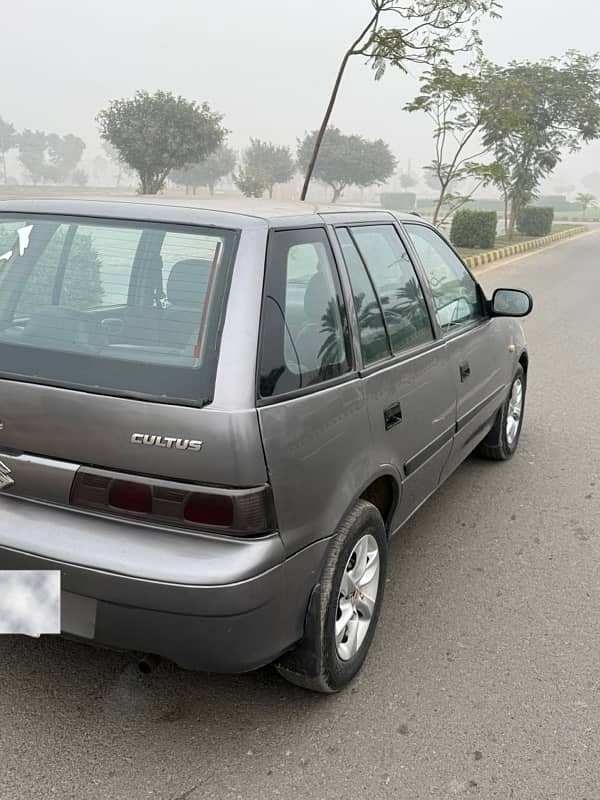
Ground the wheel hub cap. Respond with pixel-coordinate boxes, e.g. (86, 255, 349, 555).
(506, 377, 523, 446)
(335, 534, 380, 661)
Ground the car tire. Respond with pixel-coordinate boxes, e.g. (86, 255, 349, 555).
(477, 364, 526, 461)
(275, 499, 388, 693)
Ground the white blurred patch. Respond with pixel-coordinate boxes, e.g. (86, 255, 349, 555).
(17, 224, 33, 256)
(0, 571, 60, 636)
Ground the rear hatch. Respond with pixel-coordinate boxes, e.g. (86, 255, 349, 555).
(0, 209, 270, 535)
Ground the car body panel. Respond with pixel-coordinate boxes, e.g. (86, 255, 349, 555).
(360, 343, 456, 530)
(258, 378, 379, 555)
(0, 198, 530, 672)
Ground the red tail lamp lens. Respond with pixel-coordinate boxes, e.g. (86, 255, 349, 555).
(109, 480, 152, 513)
(184, 493, 234, 527)
(71, 469, 276, 536)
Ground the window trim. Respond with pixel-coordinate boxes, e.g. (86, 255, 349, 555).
(255, 225, 357, 405)
(401, 220, 488, 339)
(336, 225, 394, 364)
(333, 220, 438, 368)
(358, 336, 447, 379)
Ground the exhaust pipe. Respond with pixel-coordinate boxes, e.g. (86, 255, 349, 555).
(137, 653, 162, 674)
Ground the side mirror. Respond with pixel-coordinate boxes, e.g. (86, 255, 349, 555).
(491, 288, 533, 318)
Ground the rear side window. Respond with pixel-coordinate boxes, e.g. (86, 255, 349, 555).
(259, 227, 351, 398)
(336, 228, 391, 366)
(0, 214, 238, 405)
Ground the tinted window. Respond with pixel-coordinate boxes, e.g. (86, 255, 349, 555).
(0, 214, 238, 405)
(259, 228, 351, 398)
(405, 224, 483, 331)
(348, 225, 433, 353)
(336, 228, 391, 366)
(60, 224, 142, 309)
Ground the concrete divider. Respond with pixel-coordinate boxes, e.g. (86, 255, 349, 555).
(464, 226, 587, 270)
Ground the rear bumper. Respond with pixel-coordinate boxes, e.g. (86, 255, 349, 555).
(0, 496, 328, 672)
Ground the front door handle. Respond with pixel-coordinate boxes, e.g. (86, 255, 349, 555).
(384, 402, 403, 430)
(459, 361, 471, 382)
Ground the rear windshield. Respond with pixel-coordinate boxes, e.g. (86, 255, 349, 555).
(0, 214, 238, 405)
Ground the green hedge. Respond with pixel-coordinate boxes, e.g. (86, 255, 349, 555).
(380, 192, 417, 210)
(517, 206, 554, 236)
(450, 209, 497, 249)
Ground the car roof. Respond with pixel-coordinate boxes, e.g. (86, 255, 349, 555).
(0, 196, 419, 229)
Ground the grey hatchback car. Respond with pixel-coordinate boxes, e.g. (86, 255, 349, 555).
(0, 199, 532, 691)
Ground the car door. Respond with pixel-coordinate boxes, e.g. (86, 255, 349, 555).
(257, 225, 376, 557)
(334, 222, 456, 529)
(403, 222, 513, 481)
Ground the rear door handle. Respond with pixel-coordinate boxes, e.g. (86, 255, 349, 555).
(459, 362, 471, 382)
(384, 402, 403, 430)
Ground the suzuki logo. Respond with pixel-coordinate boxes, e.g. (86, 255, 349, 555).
(0, 461, 14, 490)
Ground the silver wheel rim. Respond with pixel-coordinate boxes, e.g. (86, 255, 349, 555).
(335, 534, 380, 662)
(506, 377, 523, 446)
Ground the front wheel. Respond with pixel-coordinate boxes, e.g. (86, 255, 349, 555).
(275, 500, 388, 693)
(478, 364, 526, 461)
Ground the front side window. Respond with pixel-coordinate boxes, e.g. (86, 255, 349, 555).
(347, 224, 433, 354)
(404, 223, 483, 332)
(259, 228, 351, 398)
(0, 214, 238, 405)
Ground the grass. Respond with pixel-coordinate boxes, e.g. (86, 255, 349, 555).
(455, 223, 581, 257)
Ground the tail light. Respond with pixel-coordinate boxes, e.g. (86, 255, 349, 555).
(70, 469, 276, 537)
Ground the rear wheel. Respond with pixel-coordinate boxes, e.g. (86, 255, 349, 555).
(275, 500, 387, 693)
(478, 365, 526, 461)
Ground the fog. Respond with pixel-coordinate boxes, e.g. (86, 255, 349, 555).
(4, 0, 600, 188)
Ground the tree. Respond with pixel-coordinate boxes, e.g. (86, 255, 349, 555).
(46, 133, 86, 183)
(486, 161, 511, 232)
(398, 171, 417, 189)
(17, 130, 86, 185)
(262, 142, 296, 198)
(406, 62, 499, 225)
(102, 141, 127, 185)
(18, 130, 50, 185)
(554, 183, 576, 195)
(96, 90, 227, 194)
(481, 52, 600, 238)
(233, 140, 295, 199)
(0, 117, 17, 185)
(299, 0, 501, 201)
(234, 166, 268, 198)
(575, 192, 597, 218)
(423, 169, 440, 191)
(582, 171, 600, 195)
(298, 128, 396, 203)
(72, 168, 89, 187)
(171, 145, 236, 195)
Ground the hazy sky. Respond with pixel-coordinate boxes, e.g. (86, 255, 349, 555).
(4, 0, 600, 187)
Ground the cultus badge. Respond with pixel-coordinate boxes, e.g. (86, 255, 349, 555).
(130, 434, 203, 451)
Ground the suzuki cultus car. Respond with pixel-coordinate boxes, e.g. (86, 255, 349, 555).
(0, 199, 532, 691)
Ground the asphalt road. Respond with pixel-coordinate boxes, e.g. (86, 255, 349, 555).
(1, 229, 600, 800)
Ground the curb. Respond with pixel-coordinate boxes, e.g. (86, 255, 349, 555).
(464, 226, 587, 270)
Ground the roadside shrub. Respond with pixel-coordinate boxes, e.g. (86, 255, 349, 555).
(517, 206, 554, 236)
(450, 209, 497, 249)
(380, 192, 417, 210)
